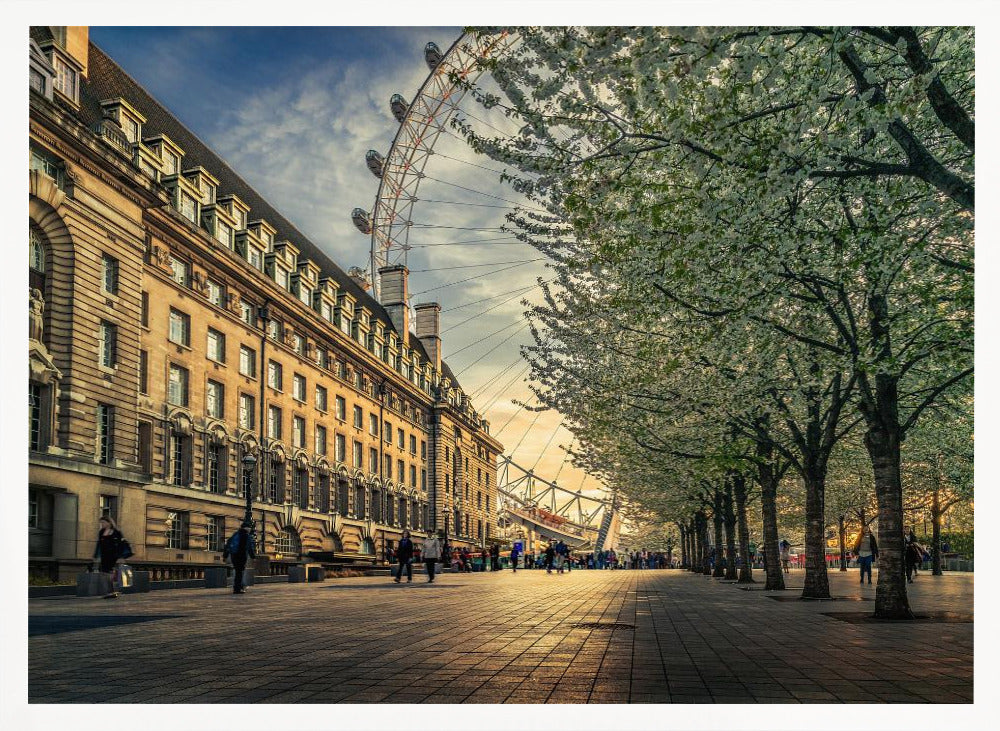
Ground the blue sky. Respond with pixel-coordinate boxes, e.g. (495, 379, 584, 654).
(89, 26, 587, 492)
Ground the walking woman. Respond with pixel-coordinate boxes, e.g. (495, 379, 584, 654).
(92, 515, 124, 599)
(394, 529, 414, 583)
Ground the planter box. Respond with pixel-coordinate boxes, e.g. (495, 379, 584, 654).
(205, 567, 230, 588)
(306, 564, 325, 582)
(287, 566, 307, 583)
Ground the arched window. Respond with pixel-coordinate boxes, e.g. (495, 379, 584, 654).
(29, 225, 46, 291)
(275, 526, 301, 556)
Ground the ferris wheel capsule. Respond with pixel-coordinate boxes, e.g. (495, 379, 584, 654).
(424, 42, 443, 70)
(351, 207, 372, 234)
(390, 94, 410, 124)
(365, 150, 385, 178)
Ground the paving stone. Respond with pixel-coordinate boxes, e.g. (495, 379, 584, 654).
(28, 569, 972, 703)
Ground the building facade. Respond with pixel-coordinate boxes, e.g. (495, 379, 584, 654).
(28, 27, 503, 581)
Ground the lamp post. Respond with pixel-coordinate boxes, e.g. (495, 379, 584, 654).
(241, 451, 258, 528)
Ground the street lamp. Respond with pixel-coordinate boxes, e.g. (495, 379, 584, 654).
(241, 451, 258, 528)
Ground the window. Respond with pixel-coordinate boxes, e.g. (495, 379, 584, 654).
(206, 516, 223, 551)
(369, 413, 378, 436)
(293, 469, 309, 509)
(206, 380, 224, 419)
(314, 386, 329, 413)
(168, 364, 189, 406)
(321, 301, 333, 322)
(275, 267, 288, 289)
(293, 374, 306, 401)
(30, 147, 62, 189)
(315, 425, 327, 456)
(410, 435, 417, 455)
(138, 350, 148, 394)
(165, 511, 189, 549)
(421, 440, 427, 460)
(163, 150, 180, 176)
(353, 370, 363, 390)
(316, 347, 330, 369)
(267, 319, 280, 341)
(486, 495, 490, 512)
(171, 433, 191, 486)
(292, 416, 305, 449)
(335, 433, 346, 462)
(240, 301, 255, 326)
(201, 181, 217, 205)
(138, 421, 152, 473)
(275, 526, 301, 555)
(397, 459, 405, 483)
(238, 394, 255, 430)
(421, 469, 427, 492)
(207, 279, 225, 306)
(29, 68, 45, 95)
(239, 345, 256, 377)
(268, 458, 285, 502)
(179, 192, 197, 223)
(207, 328, 225, 363)
(99, 494, 118, 524)
(267, 406, 282, 440)
(30, 227, 46, 289)
(383, 453, 392, 476)
(337, 361, 347, 380)
(486, 474, 490, 488)
(298, 285, 311, 306)
(29, 384, 44, 451)
(168, 255, 190, 286)
(99, 321, 117, 368)
(317, 473, 330, 512)
(293, 334, 305, 355)
(168, 309, 190, 346)
(352, 440, 363, 469)
(102, 254, 119, 294)
(383, 421, 392, 444)
(207, 444, 225, 493)
(335, 396, 346, 421)
(369, 447, 378, 474)
(52, 55, 77, 100)
(216, 222, 232, 248)
(397, 428, 405, 449)
(233, 208, 247, 231)
(410, 464, 417, 488)
(97, 404, 114, 465)
(248, 247, 262, 271)
(267, 360, 282, 391)
(353, 405, 363, 429)
(477, 491, 482, 509)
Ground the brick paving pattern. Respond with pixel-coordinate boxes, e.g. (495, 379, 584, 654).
(28, 568, 972, 703)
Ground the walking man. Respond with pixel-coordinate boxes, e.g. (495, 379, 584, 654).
(544, 543, 556, 574)
(490, 543, 500, 571)
(422, 530, 444, 583)
(223, 522, 256, 595)
(854, 527, 878, 585)
(394, 529, 414, 583)
(510, 544, 520, 573)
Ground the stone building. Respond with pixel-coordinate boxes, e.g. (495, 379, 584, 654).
(28, 27, 503, 581)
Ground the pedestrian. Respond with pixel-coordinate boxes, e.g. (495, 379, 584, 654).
(905, 535, 924, 583)
(555, 540, 567, 573)
(394, 529, 414, 583)
(544, 543, 556, 574)
(779, 540, 791, 574)
(854, 526, 878, 585)
(422, 530, 444, 583)
(490, 543, 500, 571)
(91, 515, 128, 599)
(510, 544, 520, 573)
(222, 521, 257, 595)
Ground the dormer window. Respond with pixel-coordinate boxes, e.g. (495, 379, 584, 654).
(202, 181, 216, 205)
(298, 285, 311, 306)
(52, 55, 79, 102)
(275, 267, 288, 289)
(179, 191, 197, 223)
(248, 247, 262, 270)
(121, 116, 139, 144)
(217, 221, 232, 248)
(163, 150, 179, 176)
(233, 208, 246, 230)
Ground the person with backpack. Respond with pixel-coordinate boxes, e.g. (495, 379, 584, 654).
(393, 529, 414, 583)
(422, 530, 444, 583)
(510, 544, 520, 573)
(92, 515, 130, 599)
(223, 522, 257, 594)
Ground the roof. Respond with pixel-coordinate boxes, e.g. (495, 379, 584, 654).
(70, 38, 464, 390)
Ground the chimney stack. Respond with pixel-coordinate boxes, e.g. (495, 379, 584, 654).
(414, 302, 441, 373)
(378, 265, 409, 346)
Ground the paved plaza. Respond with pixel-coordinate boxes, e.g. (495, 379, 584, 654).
(28, 568, 973, 704)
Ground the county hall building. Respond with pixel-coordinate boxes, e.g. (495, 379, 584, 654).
(28, 26, 503, 582)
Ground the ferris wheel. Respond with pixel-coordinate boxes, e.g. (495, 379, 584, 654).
(351, 31, 520, 301)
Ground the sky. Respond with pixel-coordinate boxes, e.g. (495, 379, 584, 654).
(89, 27, 598, 503)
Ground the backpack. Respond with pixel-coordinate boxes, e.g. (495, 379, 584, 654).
(226, 531, 243, 556)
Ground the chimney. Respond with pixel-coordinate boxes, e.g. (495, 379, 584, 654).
(414, 302, 441, 373)
(378, 265, 409, 346)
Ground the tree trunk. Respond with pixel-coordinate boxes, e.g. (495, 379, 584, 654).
(801, 467, 832, 599)
(698, 511, 712, 575)
(678, 524, 688, 569)
(931, 489, 943, 576)
(734, 473, 754, 583)
(759, 474, 785, 591)
(723, 483, 738, 580)
(838, 515, 848, 571)
(712, 493, 725, 577)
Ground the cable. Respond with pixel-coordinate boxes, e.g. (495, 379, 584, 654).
(531, 421, 564, 471)
(508, 407, 543, 457)
(423, 175, 541, 210)
(442, 286, 540, 333)
(443, 281, 544, 312)
(410, 258, 540, 274)
(444, 318, 525, 358)
(409, 223, 507, 231)
(468, 354, 525, 398)
(480, 363, 532, 411)
(411, 259, 545, 296)
(452, 322, 531, 377)
(493, 398, 529, 435)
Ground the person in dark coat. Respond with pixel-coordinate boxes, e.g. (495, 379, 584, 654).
(223, 522, 257, 594)
(394, 530, 414, 583)
(905, 535, 925, 583)
(544, 543, 556, 574)
(490, 543, 501, 571)
(92, 515, 124, 599)
(854, 527, 878, 585)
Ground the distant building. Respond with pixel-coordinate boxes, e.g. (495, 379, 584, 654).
(28, 26, 502, 581)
